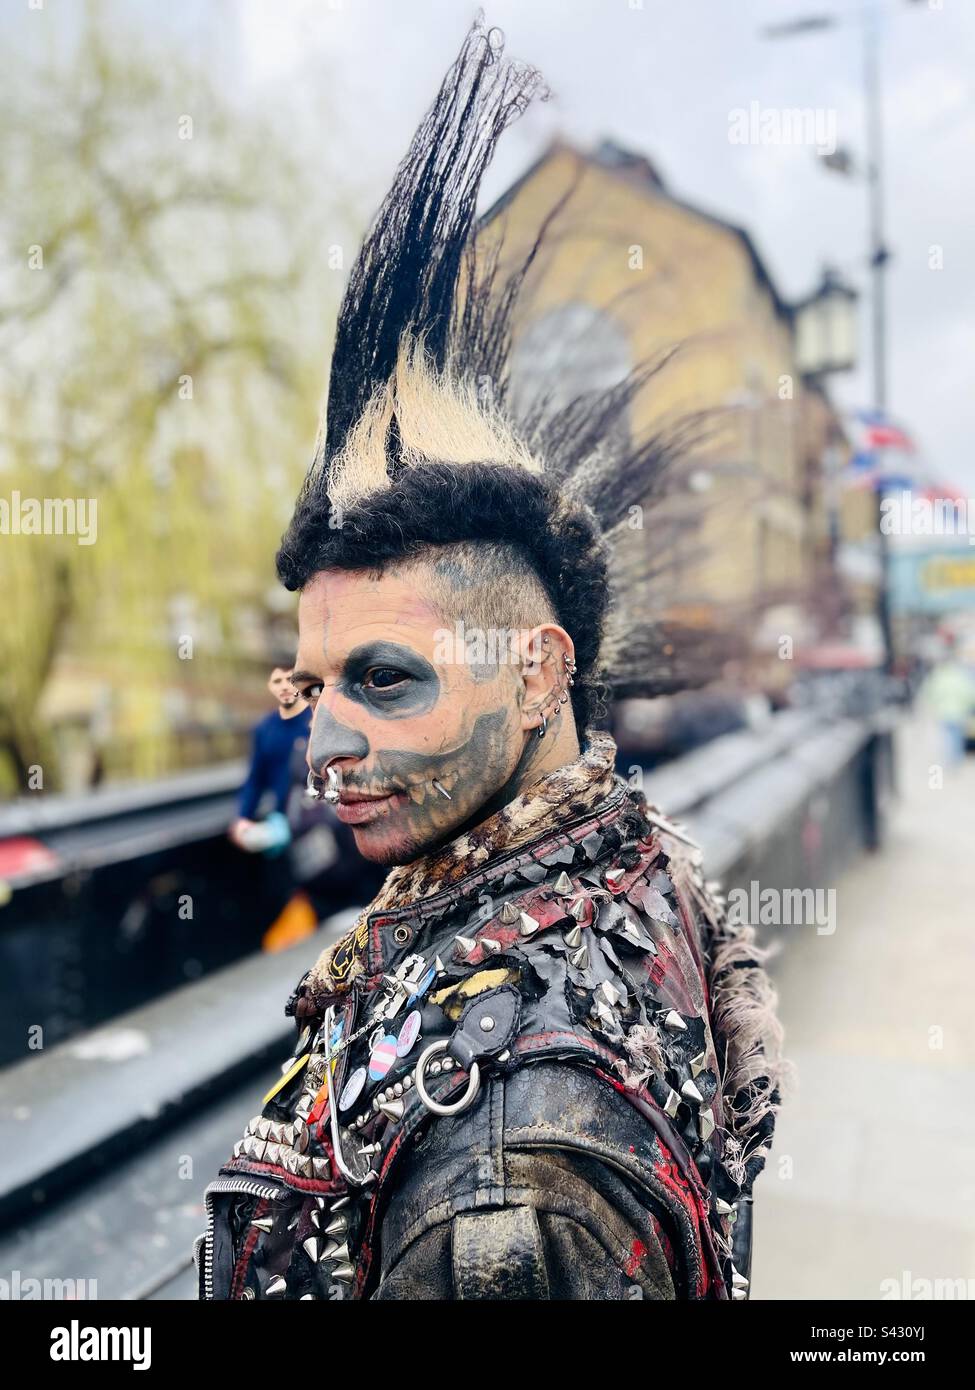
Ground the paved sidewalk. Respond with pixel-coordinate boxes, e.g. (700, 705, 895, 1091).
(752, 713, 975, 1299)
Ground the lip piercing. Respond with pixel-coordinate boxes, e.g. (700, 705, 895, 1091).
(432, 780, 452, 800)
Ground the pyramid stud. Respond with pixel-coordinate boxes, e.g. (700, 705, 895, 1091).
(699, 1110, 716, 1142)
(519, 911, 540, 937)
(597, 980, 622, 1007)
(663, 1010, 687, 1033)
(563, 925, 583, 949)
(663, 1088, 681, 1118)
(731, 1266, 749, 1289)
(553, 872, 574, 896)
(256, 1118, 271, 1140)
(453, 934, 476, 960)
(690, 1050, 707, 1077)
(715, 1198, 735, 1217)
(379, 1098, 405, 1122)
(569, 946, 590, 970)
(312, 1157, 331, 1179)
(499, 901, 519, 925)
(681, 1079, 704, 1106)
(433, 956, 446, 973)
(732, 1286, 747, 1300)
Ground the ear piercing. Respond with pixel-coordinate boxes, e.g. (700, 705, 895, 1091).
(536, 652, 576, 737)
(432, 780, 452, 800)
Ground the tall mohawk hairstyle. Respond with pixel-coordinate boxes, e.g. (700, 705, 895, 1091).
(277, 15, 711, 732)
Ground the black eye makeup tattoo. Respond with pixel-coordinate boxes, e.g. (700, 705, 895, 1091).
(340, 642, 440, 717)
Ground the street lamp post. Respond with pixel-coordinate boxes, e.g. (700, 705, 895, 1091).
(761, 2, 922, 672)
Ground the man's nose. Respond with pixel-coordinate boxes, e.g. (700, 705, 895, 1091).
(308, 700, 369, 771)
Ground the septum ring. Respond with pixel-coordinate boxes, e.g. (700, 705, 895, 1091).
(413, 1039, 481, 1117)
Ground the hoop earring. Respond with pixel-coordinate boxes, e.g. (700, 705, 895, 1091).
(537, 714, 547, 739)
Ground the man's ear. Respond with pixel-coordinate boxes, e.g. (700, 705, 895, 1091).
(517, 624, 574, 735)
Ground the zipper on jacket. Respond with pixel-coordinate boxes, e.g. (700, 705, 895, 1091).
(201, 1174, 287, 1301)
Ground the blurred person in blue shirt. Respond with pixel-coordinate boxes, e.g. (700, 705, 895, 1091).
(230, 666, 311, 851)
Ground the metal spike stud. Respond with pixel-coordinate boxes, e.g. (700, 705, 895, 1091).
(323, 1239, 351, 1263)
(251, 1216, 274, 1233)
(699, 1110, 716, 1142)
(597, 980, 621, 1007)
(663, 1010, 687, 1033)
(265, 1275, 288, 1298)
(605, 866, 626, 890)
(453, 934, 476, 960)
(331, 1263, 355, 1283)
(499, 901, 519, 925)
(481, 937, 502, 955)
(681, 1079, 704, 1106)
(731, 1266, 749, 1289)
(379, 1098, 405, 1122)
(563, 925, 584, 949)
(715, 1198, 735, 1217)
(324, 1215, 348, 1238)
(303, 1236, 322, 1263)
(553, 871, 575, 896)
(567, 895, 590, 922)
(569, 946, 590, 970)
(519, 911, 540, 937)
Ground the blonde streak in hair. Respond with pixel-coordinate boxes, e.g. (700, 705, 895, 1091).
(394, 336, 542, 473)
(325, 386, 395, 508)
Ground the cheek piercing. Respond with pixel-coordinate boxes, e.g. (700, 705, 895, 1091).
(432, 780, 452, 800)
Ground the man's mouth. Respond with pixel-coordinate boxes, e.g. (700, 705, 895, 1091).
(335, 790, 407, 826)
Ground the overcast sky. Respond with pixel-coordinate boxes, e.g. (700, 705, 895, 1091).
(10, 0, 975, 488)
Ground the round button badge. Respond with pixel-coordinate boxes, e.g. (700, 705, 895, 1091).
(396, 1010, 422, 1057)
(338, 1066, 367, 1112)
(368, 1034, 398, 1081)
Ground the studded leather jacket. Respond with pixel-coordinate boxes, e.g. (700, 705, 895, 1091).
(196, 735, 780, 1301)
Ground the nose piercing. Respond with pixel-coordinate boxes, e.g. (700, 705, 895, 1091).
(306, 765, 342, 803)
(324, 765, 342, 804)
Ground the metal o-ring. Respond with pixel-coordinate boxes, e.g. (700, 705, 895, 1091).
(413, 1040, 481, 1117)
(392, 925, 412, 946)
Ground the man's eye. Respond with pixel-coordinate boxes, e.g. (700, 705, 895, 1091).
(365, 667, 408, 690)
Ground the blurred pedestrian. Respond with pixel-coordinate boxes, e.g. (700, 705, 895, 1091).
(922, 642, 975, 768)
(230, 665, 310, 849)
